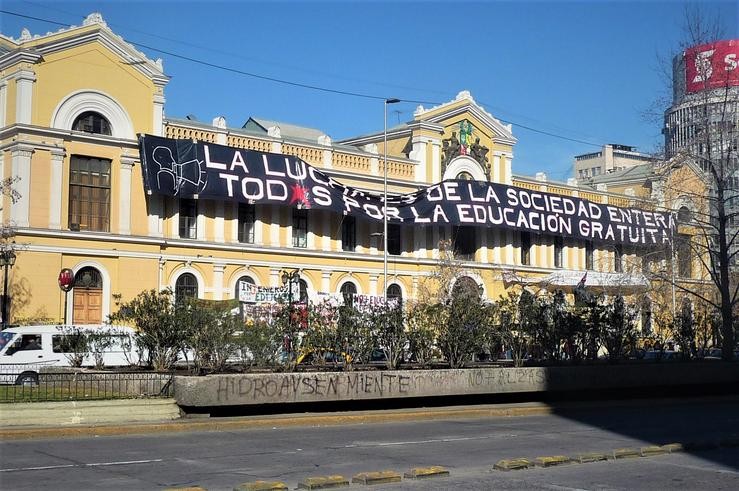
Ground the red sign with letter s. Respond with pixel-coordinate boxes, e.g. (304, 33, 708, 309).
(685, 40, 739, 93)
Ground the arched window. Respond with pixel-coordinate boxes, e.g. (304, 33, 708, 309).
(234, 276, 255, 300)
(298, 279, 309, 303)
(72, 111, 112, 135)
(74, 267, 103, 289)
(678, 206, 692, 223)
(456, 171, 474, 181)
(175, 273, 198, 303)
(452, 276, 480, 300)
(339, 282, 357, 304)
(386, 283, 402, 307)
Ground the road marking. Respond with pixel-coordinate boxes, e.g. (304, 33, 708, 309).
(0, 458, 163, 473)
(339, 434, 501, 448)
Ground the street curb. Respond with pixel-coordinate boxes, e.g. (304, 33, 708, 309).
(233, 481, 288, 491)
(534, 456, 572, 467)
(493, 458, 533, 471)
(297, 475, 349, 489)
(351, 471, 402, 485)
(0, 403, 555, 440)
(403, 466, 450, 479)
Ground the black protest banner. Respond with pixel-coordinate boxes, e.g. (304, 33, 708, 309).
(139, 134, 675, 246)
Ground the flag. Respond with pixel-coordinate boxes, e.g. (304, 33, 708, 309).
(577, 272, 587, 288)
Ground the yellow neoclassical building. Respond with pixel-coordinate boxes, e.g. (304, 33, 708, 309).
(1, 14, 662, 325)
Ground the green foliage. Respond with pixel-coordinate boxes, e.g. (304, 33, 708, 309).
(372, 303, 406, 369)
(437, 285, 487, 368)
(109, 289, 184, 371)
(406, 301, 443, 367)
(180, 299, 242, 373)
(602, 295, 638, 362)
(236, 319, 282, 368)
(494, 292, 529, 367)
(55, 326, 90, 367)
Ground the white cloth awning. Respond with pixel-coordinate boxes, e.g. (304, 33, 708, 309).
(501, 270, 648, 289)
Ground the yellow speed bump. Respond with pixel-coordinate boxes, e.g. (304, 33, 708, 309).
(352, 471, 402, 485)
(493, 458, 532, 471)
(404, 466, 450, 479)
(233, 481, 288, 491)
(165, 488, 207, 491)
(297, 475, 349, 490)
(613, 448, 640, 459)
(640, 446, 667, 457)
(533, 456, 572, 467)
(661, 443, 684, 453)
(573, 452, 610, 464)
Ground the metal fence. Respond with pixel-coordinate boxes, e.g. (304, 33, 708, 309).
(0, 370, 174, 403)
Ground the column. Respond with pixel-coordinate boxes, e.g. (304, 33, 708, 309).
(270, 268, 280, 287)
(230, 202, 238, 243)
(411, 136, 427, 182)
(148, 195, 164, 237)
(152, 90, 166, 136)
(492, 153, 501, 183)
(504, 152, 513, 184)
(170, 198, 179, 237)
(479, 228, 488, 263)
(11, 144, 33, 227)
(254, 204, 264, 245)
(504, 230, 514, 265)
(0, 80, 7, 127)
(369, 274, 379, 296)
(196, 200, 206, 240)
(492, 229, 502, 264)
(118, 156, 135, 235)
(14, 69, 35, 125)
(322, 211, 331, 251)
(214, 201, 225, 243)
(321, 271, 331, 294)
(49, 148, 65, 229)
(212, 263, 225, 300)
(431, 140, 441, 182)
(270, 205, 280, 246)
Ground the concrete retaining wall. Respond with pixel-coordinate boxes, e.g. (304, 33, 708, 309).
(175, 363, 739, 407)
(0, 398, 181, 427)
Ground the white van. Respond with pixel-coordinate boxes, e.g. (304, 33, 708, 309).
(0, 324, 139, 385)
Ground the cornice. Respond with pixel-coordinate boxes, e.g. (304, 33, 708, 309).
(0, 49, 43, 71)
(0, 124, 139, 149)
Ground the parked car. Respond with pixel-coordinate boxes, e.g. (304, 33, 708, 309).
(0, 324, 138, 385)
(296, 348, 352, 366)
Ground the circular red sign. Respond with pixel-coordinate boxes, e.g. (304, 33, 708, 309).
(58, 268, 74, 292)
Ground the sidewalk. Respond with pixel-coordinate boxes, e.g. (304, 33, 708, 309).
(3, 395, 737, 441)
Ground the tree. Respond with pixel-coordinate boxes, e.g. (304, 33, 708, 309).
(601, 295, 638, 363)
(109, 289, 186, 371)
(652, 7, 738, 361)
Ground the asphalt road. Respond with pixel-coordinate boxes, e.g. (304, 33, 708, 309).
(2, 397, 739, 490)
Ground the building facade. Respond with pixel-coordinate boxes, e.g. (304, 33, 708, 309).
(574, 144, 655, 181)
(1, 15, 660, 325)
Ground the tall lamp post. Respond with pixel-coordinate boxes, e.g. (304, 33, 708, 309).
(383, 98, 400, 307)
(0, 249, 16, 329)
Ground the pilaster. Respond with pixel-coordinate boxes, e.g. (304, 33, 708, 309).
(118, 156, 135, 235)
(212, 263, 226, 300)
(14, 69, 36, 125)
(49, 148, 65, 229)
(10, 144, 33, 227)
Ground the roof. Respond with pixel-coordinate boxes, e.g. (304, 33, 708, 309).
(244, 117, 326, 141)
(588, 163, 655, 185)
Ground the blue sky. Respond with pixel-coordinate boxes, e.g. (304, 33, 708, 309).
(2, 0, 737, 181)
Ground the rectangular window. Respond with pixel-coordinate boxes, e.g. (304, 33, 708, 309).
(238, 203, 255, 244)
(614, 244, 623, 273)
(453, 226, 476, 261)
(292, 208, 307, 248)
(521, 232, 531, 266)
(554, 237, 564, 269)
(677, 234, 692, 278)
(342, 216, 356, 251)
(585, 241, 594, 270)
(388, 223, 401, 256)
(68, 156, 111, 232)
(179, 199, 198, 239)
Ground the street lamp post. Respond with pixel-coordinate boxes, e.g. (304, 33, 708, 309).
(383, 98, 400, 307)
(281, 269, 300, 359)
(0, 249, 16, 329)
